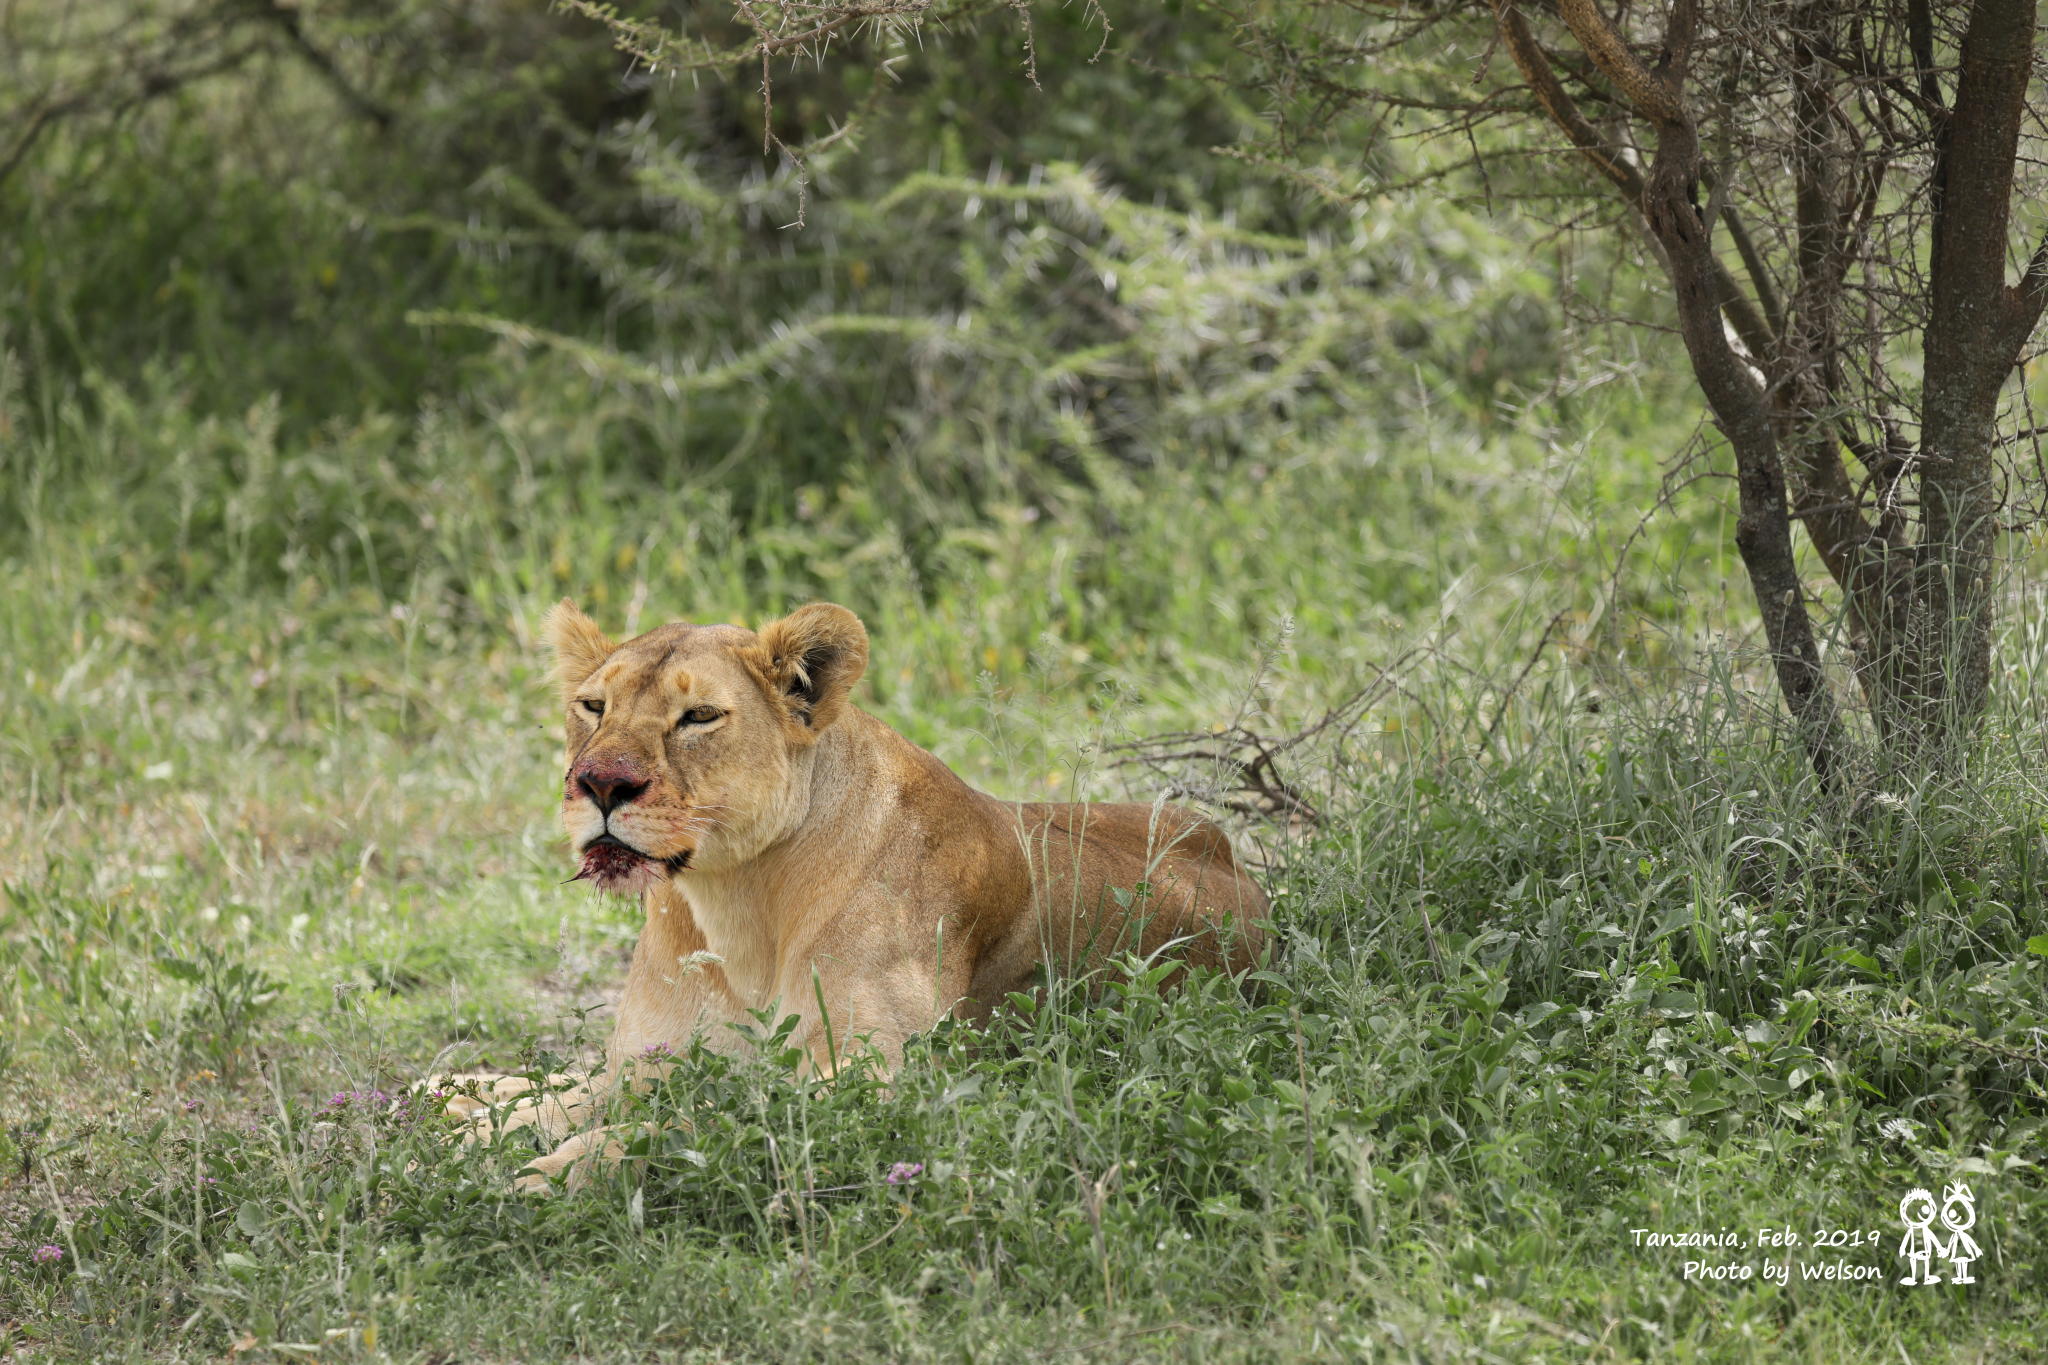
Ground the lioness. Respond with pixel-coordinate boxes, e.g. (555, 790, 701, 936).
(450, 600, 1267, 1188)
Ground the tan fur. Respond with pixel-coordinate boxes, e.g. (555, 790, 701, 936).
(451, 599, 1267, 1190)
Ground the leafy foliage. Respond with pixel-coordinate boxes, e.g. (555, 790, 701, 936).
(154, 943, 284, 1076)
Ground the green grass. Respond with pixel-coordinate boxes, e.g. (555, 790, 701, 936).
(1, 352, 2045, 1362)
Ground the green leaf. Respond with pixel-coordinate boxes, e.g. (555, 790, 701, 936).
(154, 952, 204, 984)
(1648, 907, 1692, 941)
(1781, 997, 1822, 1046)
(2026, 935, 2048, 957)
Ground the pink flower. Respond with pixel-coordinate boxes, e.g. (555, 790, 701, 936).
(31, 1245, 63, 1266)
(885, 1162, 924, 1186)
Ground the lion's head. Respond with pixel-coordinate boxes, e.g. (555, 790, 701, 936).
(542, 599, 870, 894)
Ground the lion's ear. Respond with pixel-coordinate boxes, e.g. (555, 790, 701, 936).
(541, 599, 615, 705)
(755, 603, 869, 734)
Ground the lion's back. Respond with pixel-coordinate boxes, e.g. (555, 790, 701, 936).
(1006, 798, 1268, 973)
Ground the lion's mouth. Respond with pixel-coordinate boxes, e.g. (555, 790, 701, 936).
(575, 833, 692, 891)
(579, 832, 646, 878)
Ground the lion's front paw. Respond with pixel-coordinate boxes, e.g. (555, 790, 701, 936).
(421, 1071, 593, 1145)
(423, 1072, 540, 1123)
(513, 1128, 630, 1195)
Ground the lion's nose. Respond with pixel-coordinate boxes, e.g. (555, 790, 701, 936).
(577, 771, 648, 814)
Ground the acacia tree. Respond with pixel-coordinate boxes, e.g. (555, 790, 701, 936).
(1213, 0, 2048, 779)
(559, 0, 2048, 777)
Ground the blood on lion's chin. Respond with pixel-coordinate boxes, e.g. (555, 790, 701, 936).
(576, 841, 660, 895)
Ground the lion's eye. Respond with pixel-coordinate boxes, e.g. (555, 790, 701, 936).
(679, 706, 721, 727)
(579, 699, 605, 719)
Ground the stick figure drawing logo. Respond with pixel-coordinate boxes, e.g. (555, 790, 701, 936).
(1899, 1183, 1983, 1286)
(1941, 1183, 1981, 1284)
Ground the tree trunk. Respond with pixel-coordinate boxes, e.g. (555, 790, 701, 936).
(1881, 0, 2048, 754)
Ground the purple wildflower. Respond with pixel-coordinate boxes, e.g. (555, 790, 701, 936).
(183, 1099, 202, 1113)
(885, 1162, 924, 1186)
(31, 1245, 63, 1266)
(641, 1042, 675, 1059)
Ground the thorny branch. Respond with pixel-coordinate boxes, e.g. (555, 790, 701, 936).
(559, 0, 1108, 225)
(1110, 649, 1439, 828)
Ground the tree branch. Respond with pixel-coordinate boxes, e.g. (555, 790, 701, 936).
(1777, 10, 1879, 598)
(1621, 0, 1844, 777)
(1555, 0, 1685, 124)
(1495, 2, 1774, 360)
(250, 0, 395, 129)
(1721, 205, 1786, 339)
(1492, 2, 1646, 198)
(1906, 0, 1944, 112)
(2017, 228, 2048, 345)
(0, 36, 265, 191)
